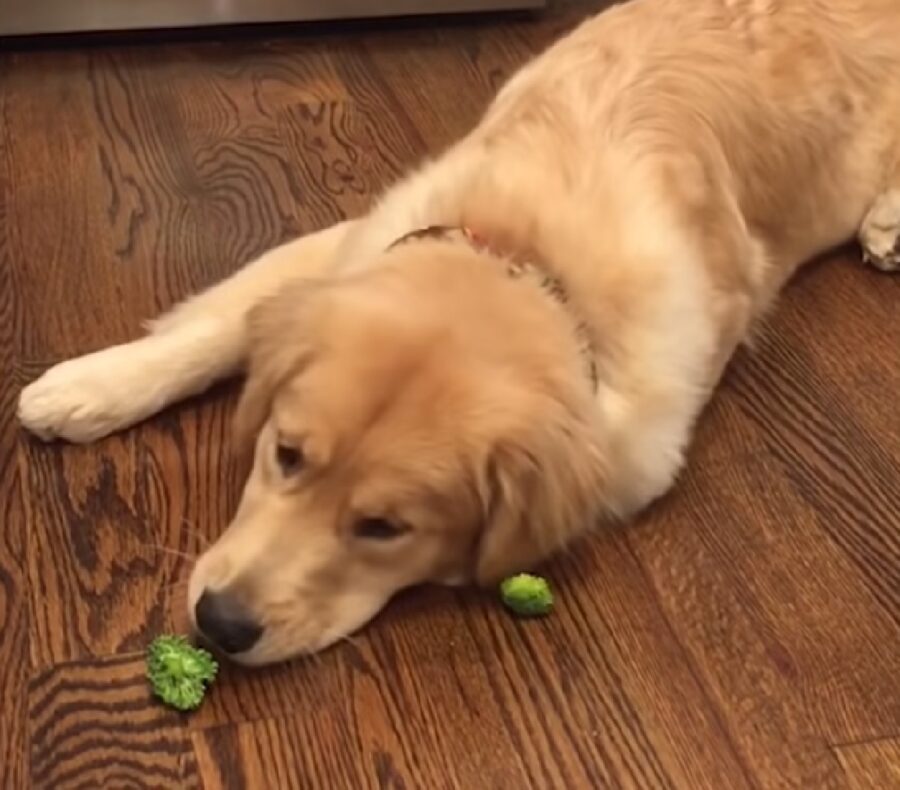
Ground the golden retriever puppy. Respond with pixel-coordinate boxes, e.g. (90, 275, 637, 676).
(19, 0, 900, 664)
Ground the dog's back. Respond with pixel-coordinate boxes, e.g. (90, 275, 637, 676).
(482, 0, 900, 277)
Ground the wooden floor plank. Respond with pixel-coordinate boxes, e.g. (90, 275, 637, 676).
(5, 48, 171, 358)
(20, 415, 239, 666)
(0, 69, 32, 790)
(834, 737, 900, 790)
(185, 535, 750, 788)
(357, 22, 536, 150)
(631, 319, 900, 783)
(28, 654, 199, 789)
(580, 538, 756, 787)
(758, 256, 900, 624)
(274, 95, 412, 224)
(193, 716, 406, 790)
(630, 482, 846, 786)
(727, 259, 900, 629)
(189, 591, 549, 788)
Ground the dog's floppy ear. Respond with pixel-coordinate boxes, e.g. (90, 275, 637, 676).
(474, 398, 607, 584)
(233, 281, 323, 453)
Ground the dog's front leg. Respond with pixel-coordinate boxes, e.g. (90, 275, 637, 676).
(859, 147, 900, 273)
(860, 188, 900, 273)
(18, 220, 356, 443)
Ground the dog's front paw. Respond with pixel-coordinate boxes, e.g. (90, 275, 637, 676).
(860, 189, 900, 272)
(18, 350, 149, 443)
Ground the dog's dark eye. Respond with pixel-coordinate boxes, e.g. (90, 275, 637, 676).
(275, 443, 304, 476)
(354, 517, 405, 541)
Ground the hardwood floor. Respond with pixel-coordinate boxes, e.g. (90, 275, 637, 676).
(2, 3, 899, 787)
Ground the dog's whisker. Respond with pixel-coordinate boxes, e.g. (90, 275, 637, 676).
(136, 542, 198, 562)
(180, 516, 211, 549)
(336, 633, 361, 650)
(302, 647, 324, 667)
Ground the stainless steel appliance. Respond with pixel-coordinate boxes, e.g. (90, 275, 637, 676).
(0, 0, 545, 37)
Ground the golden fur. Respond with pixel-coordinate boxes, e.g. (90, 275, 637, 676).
(19, 0, 900, 664)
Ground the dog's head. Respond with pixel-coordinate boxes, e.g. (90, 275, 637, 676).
(187, 241, 606, 664)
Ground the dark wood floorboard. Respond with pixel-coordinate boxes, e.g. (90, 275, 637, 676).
(0, 66, 31, 790)
(28, 654, 199, 788)
(2, 2, 899, 788)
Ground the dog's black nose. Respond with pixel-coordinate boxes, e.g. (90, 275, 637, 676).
(195, 589, 263, 654)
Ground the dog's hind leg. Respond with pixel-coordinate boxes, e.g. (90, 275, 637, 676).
(18, 221, 355, 443)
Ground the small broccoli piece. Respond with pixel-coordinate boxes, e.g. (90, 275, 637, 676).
(146, 635, 218, 711)
(500, 573, 554, 617)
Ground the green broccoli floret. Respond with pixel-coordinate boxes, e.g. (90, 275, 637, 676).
(500, 573, 554, 617)
(146, 635, 218, 711)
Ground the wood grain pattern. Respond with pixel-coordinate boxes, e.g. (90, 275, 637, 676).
(28, 654, 198, 789)
(186, 560, 750, 788)
(834, 736, 900, 790)
(357, 25, 533, 150)
(0, 72, 32, 790)
(2, 3, 899, 787)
